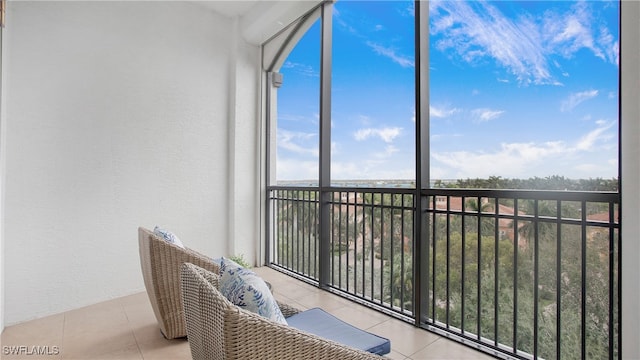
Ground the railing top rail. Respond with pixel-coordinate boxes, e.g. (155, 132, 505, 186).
(268, 185, 416, 195)
(268, 185, 618, 203)
(422, 188, 619, 202)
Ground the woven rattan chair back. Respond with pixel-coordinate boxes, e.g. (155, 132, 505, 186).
(138, 227, 219, 339)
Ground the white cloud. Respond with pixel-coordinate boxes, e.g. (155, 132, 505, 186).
(432, 120, 616, 178)
(430, 0, 552, 84)
(430, 105, 461, 119)
(432, 141, 568, 178)
(472, 108, 505, 123)
(358, 115, 372, 125)
(278, 112, 319, 125)
(366, 41, 415, 68)
(430, 0, 618, 85)
(575, 121, 614, 151)
(354, 127, 402, 143)
(281, 61, 318, 77)
(573, 163, 601, 173)
(331, 160, 414, 181)
(276, 159, 318, 181)
(561, 90, 599, 112)
(544, 2, 618, 65)
(277, 130, 319, 157)
(374, 145, 399, 159)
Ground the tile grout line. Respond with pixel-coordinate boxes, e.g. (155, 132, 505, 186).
(60, 311, 67, 359)
(120, 296, 146, 360)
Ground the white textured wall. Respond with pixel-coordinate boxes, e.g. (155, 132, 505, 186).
(2, 1, 255, 325)
(621, 1, 640, 358)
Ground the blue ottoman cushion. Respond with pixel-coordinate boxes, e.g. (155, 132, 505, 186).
(285, 307, 391, 355)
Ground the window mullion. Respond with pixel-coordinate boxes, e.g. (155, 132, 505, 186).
(318, 1, 333, 289)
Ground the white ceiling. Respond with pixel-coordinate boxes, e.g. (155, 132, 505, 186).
(195, 1, 260, 18)
(192, 0, 322, 45)
(194, 0, 260, 17)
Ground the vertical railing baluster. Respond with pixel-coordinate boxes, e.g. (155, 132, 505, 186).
(290, 190, 294, 270)
(309, 192, 312, 277)
(316, 191, 320, 278)
(617, 200, 622, 359)
(431, 195, 437, 325)
(533, 200, 539, 359)
(494, 197, 499, 347)
(513, 198, 519, 354)
(381, 195, 388, 304)
(556, 199, 562, 360)
(340, 191, 356, 292)
(287, 191, 297, 271)
(369, 195, 382, 300)
(476, 196, 481, 340)
(285, 190, 290, 269)
(329, 192, 334, 284)
(446, 195, 451, 328)
(390, 194, 396, 308)
(338, 191, 342, 288)
(581, 201, 587, 360)
(278, 191, 282, 267)
(309, 191, 313, 278)
(608, 200, 614, 359)
(273, 191, 277, 265)
(301, 191, 306, 274)
(461, 196, 466, 334)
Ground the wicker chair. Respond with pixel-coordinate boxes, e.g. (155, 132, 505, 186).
(138, 227, 220, 339)
(180, 263, 384, 360)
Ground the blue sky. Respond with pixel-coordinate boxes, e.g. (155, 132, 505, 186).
(276, 0, 619, 182)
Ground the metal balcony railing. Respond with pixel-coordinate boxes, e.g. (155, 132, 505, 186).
(267, 186, 620, 360)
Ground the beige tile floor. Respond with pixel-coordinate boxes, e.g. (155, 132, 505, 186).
(1, 266, 496, 360)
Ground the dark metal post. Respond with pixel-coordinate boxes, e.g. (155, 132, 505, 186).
(318, 2, 333, 289)
(414, 0, 431, 326)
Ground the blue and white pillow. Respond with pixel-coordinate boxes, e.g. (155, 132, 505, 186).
(219, 257, 287, 325)
(153, 226, 185, 248)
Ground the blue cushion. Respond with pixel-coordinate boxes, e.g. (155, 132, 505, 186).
(286, 308, 391, 355)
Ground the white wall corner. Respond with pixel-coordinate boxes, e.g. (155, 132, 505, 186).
(226, 16, 239, 260)
(0, 3, 9, 332)
(0, 21, 7, 334)
(227, 16, 262, 266)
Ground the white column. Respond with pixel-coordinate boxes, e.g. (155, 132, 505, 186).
(621, 1, 640, 358)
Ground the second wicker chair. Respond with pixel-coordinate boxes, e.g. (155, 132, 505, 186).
(180, 262, 386, 360)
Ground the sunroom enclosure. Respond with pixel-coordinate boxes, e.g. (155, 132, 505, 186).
(264, 1, 622, 359)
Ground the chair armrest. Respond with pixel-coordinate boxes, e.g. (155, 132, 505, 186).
(223, 307, 383, 360)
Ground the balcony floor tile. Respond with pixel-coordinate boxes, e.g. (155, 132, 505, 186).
(1, 266, 495, 359)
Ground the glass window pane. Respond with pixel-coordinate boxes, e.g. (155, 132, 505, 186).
(275, 19, 321, 185)
(331, 0, 416, 187)
(429, 1, 619, 190)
